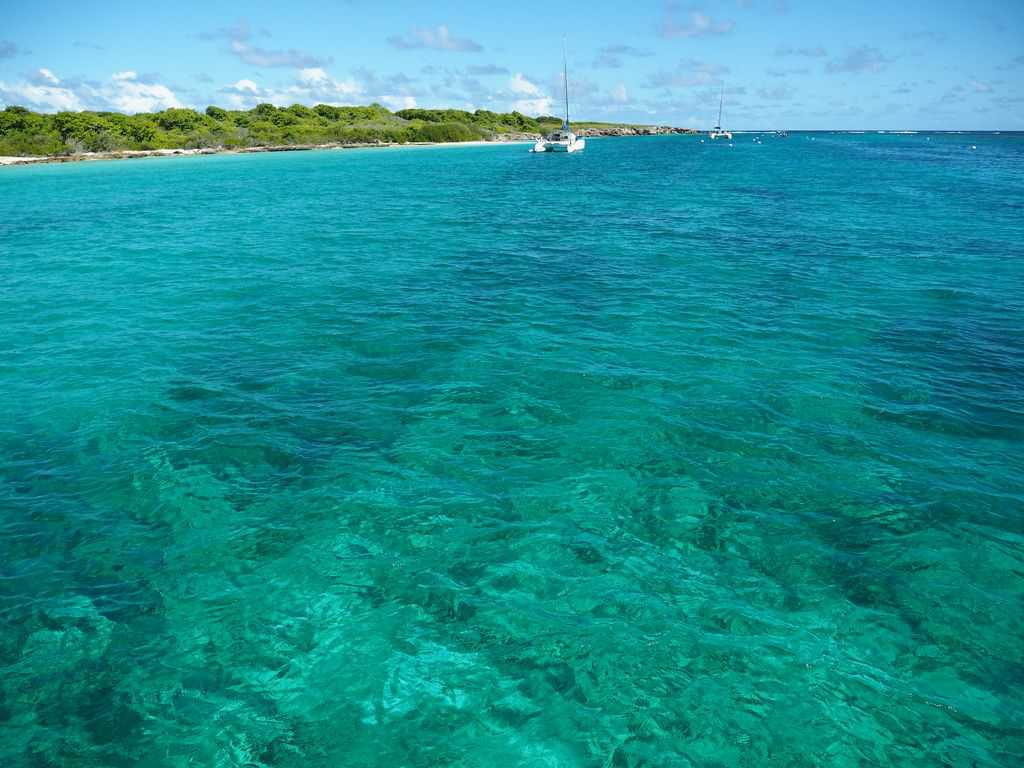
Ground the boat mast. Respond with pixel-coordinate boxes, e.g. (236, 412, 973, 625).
(717, 82, 724, 129)
(562, 38, 570, 131)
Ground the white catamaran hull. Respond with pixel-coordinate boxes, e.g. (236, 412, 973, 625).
(543, 138, 586, 153)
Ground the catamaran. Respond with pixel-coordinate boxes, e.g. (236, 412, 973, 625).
(708, 83, 732, 141)
(530, 44, 586, 153)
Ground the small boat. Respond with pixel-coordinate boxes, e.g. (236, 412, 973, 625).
(530, 43, 586, 153)
(708, 83, 732, 141)
(541, 125, 585, 153)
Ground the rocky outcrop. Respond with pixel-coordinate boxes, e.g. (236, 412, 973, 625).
(490, 126, 696, 141)
(488, 132, 542, 142)
(576, 125, 697, 137)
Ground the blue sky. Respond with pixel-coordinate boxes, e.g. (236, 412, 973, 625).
(1, 0, 1022, 129)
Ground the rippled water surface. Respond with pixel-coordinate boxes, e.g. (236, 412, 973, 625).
(1, 134, 1023, 766)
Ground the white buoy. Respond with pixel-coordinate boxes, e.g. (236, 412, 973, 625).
(972, 145, 977, 150)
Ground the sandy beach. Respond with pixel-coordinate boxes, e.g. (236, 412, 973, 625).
(0, 156, 44, 166)
(0, 139, 538, 168)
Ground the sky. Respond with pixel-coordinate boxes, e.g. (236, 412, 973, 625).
(1, 0, 1022, 129)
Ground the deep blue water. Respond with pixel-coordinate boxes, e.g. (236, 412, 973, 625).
(1, 133, 1023, 766)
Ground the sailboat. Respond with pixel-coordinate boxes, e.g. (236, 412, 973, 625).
(708, 83, 732, 141)
(530, 43, 586, 153)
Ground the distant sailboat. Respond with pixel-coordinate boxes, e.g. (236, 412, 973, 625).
(530, 41, 586, 153)
(708, 83, 732, 141)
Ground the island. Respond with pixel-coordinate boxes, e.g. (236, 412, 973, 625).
(0, 104, 697, 166)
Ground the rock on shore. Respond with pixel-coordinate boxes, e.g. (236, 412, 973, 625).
(576, 126, 697, 137)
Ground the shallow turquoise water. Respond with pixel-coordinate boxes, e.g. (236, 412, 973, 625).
(1, 134, 1023, 766)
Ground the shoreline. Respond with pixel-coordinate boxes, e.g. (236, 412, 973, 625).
(0, 139, 539, 168)
(0, 126, 696, 168)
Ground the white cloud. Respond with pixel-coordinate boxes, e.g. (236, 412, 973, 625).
(298, 68, 329, 84)
(509, 73, 541, 96)
(105, 71, 182, 112)
(232, 79, 260, 94)
(296, 70, 361, 100)
(0, 68, 182, 113)
(229, 39, 328, 69)
(506, 73, 552, 114)
(199, 20, 328, 69)
(220, 79, 287, 108)
(220, 69, 363, 109)
(611, 83, 629, 103)
(511, 97, 553, 115)
(388, 25, 482, 52)
(381, 95, 418, 110)
(0, 74, 84, 111)
(661, 9, 735, 39)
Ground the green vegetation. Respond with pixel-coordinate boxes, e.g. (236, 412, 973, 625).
(393, 108, 539, 134)
(0, 103, 552, 156)
(536, 116, 666, 131)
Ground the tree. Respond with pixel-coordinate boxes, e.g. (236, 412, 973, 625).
(314, 104, 340, 120)
(125, 120, 157, 144)
(0, 105, 33, 134)
(155, 108, 204, 131)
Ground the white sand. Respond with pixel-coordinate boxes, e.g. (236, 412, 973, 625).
(0, 141, 537, 168)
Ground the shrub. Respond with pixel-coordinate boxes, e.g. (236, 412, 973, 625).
(155, 108, 204, 132)
(409, 122, 481, 143)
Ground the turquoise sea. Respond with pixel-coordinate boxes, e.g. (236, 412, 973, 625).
(1, 133, 1023, 767)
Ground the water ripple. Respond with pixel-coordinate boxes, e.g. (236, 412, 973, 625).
(1, 134, 1022, 766)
